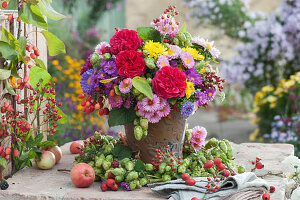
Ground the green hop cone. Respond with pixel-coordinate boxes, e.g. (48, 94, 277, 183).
(112, 168, 125, 176)
(143, 50, 148, 56)
(144, 57, 156, 69)
(137, 94, 144, 101)
(129, 180, 137, 190)
(115, 175, 124, 183)
(219, 152, 228, 162)
(142, 130, 148, 138)
(158, 163, 167, 174)
(132, 88, 141, 96)
(88, 161, 95, 168)
(103, 53, 111, 60)
(145, 164, 154, 172)
(182, 158, 191, 167)
(205, 138, 219, 149)
(95, 157, 104, 168)
(136, 111, 141, 117)
(219, 141, 228, 154)
(165, 166, 171, 172)
(104, 144, 114, 155)
(94, 168, 103, 176)
(94, 131, 101, 140)
(162, 174, 172, 182)
(185, 130, 192, 141)
(139, 177, 148, 186)
(121, 158, 130, 168)
(134, 126, 144, 141)
(173, 37, 179, 45)
(126, 171, 138, 182)
(136, 180, 142, 189)
(106, 155, 113, 162)
(184, 32, 192, 46)
(140, 118, 148, 130)
(146, 78, 152, 85)
(90, 52, 100, 65)
(134, 118, 140, 126)
(200, 156, 207, 164)
(178, 165, 186, 174)
(194, 62, 206, 73)
(211, 147, 220, 156)
(125, 161, 134, 171)
(177, 32, 186, 42)
(238, 166, 246, 174)
(102, 161, 112, 171)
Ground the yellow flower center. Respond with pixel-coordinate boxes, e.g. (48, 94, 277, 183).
(186, 58, 190, 64)
(208, 92, 212, 97)
(168, 50, 175, 55)
(206, 43, 212, 50)
(195, 138, 201, 142)
(161, 61, 165, 66)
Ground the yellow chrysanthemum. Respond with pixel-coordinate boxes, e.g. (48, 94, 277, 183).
(249, 128, 259, 141)
(182, 47, 204, 60)
(261, 85, 274, 93)
(284, 80, 295, 89)
(143, 41, 167, 59)
(9, 76, 18, 89)
(251, 117, 260, 124)
(52, 60, 59, 66)
(185, 81, 195, 99)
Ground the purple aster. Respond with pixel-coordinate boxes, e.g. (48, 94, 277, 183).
(205, 88, 216, 101)
(108, 95, 124, 108)
(80, 69, 95, 95)
(181, 101, 194, 117)
(101, 59, 118, 75)
(80, 54, 92, 75)
(119, 78, 132, 94)
(180, 51, 195, 69)
(169, 60, 178, 67)
(196, 91, 206, 106)
(156, 55, 169, 69)
(90, 71, 100, 89)
(139, 94, 161, 112)
(124, 95, 133, 109)
(121, 182, 131, 191)
(95, 42, 109, 54)
(185, 68, 203, 85)
(166, 45, 181, 59)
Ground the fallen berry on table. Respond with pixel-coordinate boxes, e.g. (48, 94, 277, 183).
(111, 184, 118, 191)
(186, 179, 196, 186)
(223, 170, 231, 177)
(182, 173, 190, 181)
(255, 162, 264, 169)
(100, 182, 108, 191)
(106, 179, 116, 188)
(262, 193, 270, 200)
(191, 197, 199, 200)
(270, 186, 275, 193)
(204, 160, 214, 169)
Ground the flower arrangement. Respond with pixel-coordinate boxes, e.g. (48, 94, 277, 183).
(79, 6, 224, 140)
(250, 71, 300, 142)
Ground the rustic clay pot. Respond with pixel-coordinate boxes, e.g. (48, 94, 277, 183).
(125, 110, 187, 163)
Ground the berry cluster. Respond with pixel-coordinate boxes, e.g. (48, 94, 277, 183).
(251, 157, 264, 170)
(26, 44, 40, 60)
(200, 72, 225, 93)
(0, 147, 18, 160)
(152, 6, 180, 27)
(182, 173, 196, 186)
(78, 94, 109, 116)
(151, 145, 181, 172)
(101, 179, 118, 191)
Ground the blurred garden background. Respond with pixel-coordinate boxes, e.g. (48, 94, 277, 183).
(47, 0, 300, 155)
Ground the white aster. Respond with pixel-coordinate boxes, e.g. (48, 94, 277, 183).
(282, 155, 300, 178)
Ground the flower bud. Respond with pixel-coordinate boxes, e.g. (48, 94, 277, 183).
(103, 53, 111, 60)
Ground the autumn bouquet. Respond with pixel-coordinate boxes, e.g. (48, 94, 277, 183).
(79, 6, 224, 140)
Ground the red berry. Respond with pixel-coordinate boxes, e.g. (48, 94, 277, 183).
(262, 193, 270, 200)
(270, 186, 275, 193)
(34, 49, 40, 56)
(213, 158, 222, 165)
(78, 93, 85, 99)
(207, 178, 211, 181)
(111, 184, 118, 191)
(2, 1, 8, 8)
(17, 17, 21, 22)
(30, 53, 36, 59)
(13, 149, 19, 157)
(213, 174, 217, 179)
(191, 198, 199, 200)
(99, 109, 104, 116)
(223, 170, 231, 177)
(204, 160, 214, 169)
(186, 179, 196, 186)
(8, 14, 13, 22)
(5, 154, 9, 160)
(95, 104, 101, 110)
(122, 79, 130, 85)
(181, 173, 190, 181)
(5, 147, 11, 155)
(255, 162, 264, 169)
(103, 108, 109, 115)
(100, 182, 108, 191)
(217, 164, 226, 171)
(33, 46, 38, 51)
(106, 179, 115, 188)
(28, 65, 32, 69)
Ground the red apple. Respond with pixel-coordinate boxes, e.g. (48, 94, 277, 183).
(70, 141, 82, 154)
(35, 151, 56, 170)
(70, 163, 95, 188)
(42, 146, 62, 164)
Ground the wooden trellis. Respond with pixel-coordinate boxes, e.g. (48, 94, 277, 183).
(0, 10, 47, 178)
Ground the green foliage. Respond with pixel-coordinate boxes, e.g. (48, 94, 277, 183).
(29, 66, 52, 89)
(4, 79, 16, 95)
(56, 106, 67, 124)
(132, 76, 153, 100)
(18, 36, 27, 56)
(34, 59, 47, 70)
(0, 41, 18, 62)
(108, 107, 136, 127)
(0, 158, 7, 169)
(19, 3, 48, 30)
(137, 27, 161, 42)
(113, 144, 132, 161)
(0, 69, 11, 80)
(134, 160, 146, 172)
(38, 141, 56, 147)
(41, 30, 66, 56)
(39, 0, 66, 21)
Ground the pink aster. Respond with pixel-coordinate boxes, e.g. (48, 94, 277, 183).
(151, 14, 179, 38)
(156, 55, 170, 69)
(192, 37, 220, 58)
(95, 42, 109, 54)
(124, 96, 133, 109)
(108, 95, 124, 108)
(191, 126, 207, 141)
(147, 112, 163, 123)
(157, 98, 171, 117)
(166, 45, 181, 60)
(191, 141, 203, 150)
(119, 78, 132, 94)
(180, 51, 195, 69)
(140, 94, 160, 112)
(138, 109, 153, 119)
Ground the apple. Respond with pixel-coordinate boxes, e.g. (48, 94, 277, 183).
(70, 163, 95, 188)
(35, 151, 56, 170)
(42, 146, 62, 164)
(70, 141, 82, 154)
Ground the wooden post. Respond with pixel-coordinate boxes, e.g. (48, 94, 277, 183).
(0, 10, 47, 178)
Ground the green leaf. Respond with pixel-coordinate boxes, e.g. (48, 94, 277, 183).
(6, 0, 18, 10)
(33, 133, 44, 146)
(108, 107, 136, 127)
(29, 66, 52, 88)
(0, 69, 11, 80)
(39, 0, 66, 20)
(179, 23, 187, 33)
(18, 36, 27, 56)
(134, 160, 146, 172)
(132, 76, 153, 100)
(35, 59, 47, 70)
(38, 140, 55, 147)
(137, 27, 161, 42)
(28, 151, 37, 159)
(4, 79, 16, 95)
(113, 144, 132, 161)
(0, 41, 18, 61)
(1, 26, 20, 51)
(41, 30, 65, 56)
(0, 157, 7, 169)
(56, 106, 67, 124)
(19, 3, 48, 30)
(26, 160, 33, 167)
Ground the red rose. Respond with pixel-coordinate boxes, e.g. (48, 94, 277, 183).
(152, 66, 187, 99)
(115, 50, 147, 78)
(109, 29, 143, 55)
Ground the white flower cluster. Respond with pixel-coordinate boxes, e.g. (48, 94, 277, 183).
(282, 155, 300, 179)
